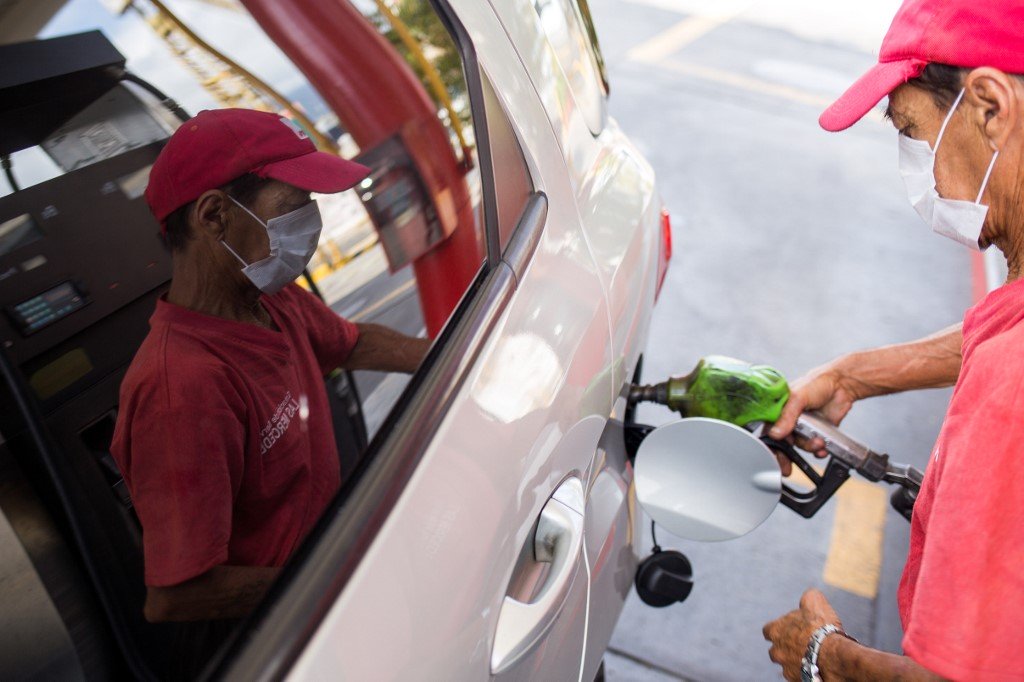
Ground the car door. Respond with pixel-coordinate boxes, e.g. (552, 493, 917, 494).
(275, 2, 615, 678)
(487, 0, 661, 677)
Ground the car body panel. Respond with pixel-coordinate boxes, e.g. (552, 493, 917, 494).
(576, 130, 660, 397)
(287, 1, 662, 679)
(486, 0, 659, 405)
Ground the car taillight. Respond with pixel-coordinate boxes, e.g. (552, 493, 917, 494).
(655, 206, 672, 300)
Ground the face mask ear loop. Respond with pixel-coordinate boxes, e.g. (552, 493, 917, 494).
(220, 237, 250, 267)
(222, 195, 270, 267)
(975, 149, 1000, 204)
(227, 195, 268, 229)
(934, 88, 967, 152)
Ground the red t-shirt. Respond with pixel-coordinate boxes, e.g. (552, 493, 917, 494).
(898, 276, 1024, 681)
(111, 284, 359, 587)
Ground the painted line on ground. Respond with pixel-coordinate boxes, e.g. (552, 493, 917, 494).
(349, 278, 416, 323)
(822, 479, 888, 599)
(626, 18, 887, 124)
(786, 466, 888, 599)
(625, 2, 752, 63)
(644, 60, 887, 124)
(622, 0, 754, 18)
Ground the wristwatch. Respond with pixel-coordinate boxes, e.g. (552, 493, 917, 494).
(801, 623, 854, 682)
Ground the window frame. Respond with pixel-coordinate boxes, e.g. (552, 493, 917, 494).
(210, 1, 520, 678)
(479, 66, 538, 253)
(572, 0, 610, 96)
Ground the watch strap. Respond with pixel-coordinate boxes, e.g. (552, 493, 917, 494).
(801, 623, 853, 682)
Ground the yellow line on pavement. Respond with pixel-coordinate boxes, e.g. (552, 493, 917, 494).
(625, 2, 752, 63)
(786, 467, 889, 599)
(662, 61, 834, 109)
(350, 279, 417, 323)
(656, 61, 886, 124)
(628, 19, 886, 124)
(626, 16, 726, 63)
(823, 478, 888, 599)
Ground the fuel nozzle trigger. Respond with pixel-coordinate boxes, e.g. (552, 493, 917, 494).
(759, 436, 852, 518)
(768, 412, 924, 522)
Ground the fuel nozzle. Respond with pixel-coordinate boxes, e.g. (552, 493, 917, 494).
(630, 357, 922, 523)
(788, 412, 923, 521)
(628, 356, 790, 427)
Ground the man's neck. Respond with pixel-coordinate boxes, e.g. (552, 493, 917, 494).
(167, 250, 268, 326)
(994, 228, 1024, 284)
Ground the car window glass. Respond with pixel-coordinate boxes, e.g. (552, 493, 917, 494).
(0, 2, 488, 677)
(533, 0, 608, 133)
(23, 0, 486, 439)
(480, 70, 535, 251)
(572, 0, 609, 93)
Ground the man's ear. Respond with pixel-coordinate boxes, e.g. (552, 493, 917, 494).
(193, 190, 232, 242)
(965, 67, 1019, 152)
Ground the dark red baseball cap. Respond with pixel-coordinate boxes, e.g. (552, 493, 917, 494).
(820, 0, 1024, 132)
(144, 108, 370, 229)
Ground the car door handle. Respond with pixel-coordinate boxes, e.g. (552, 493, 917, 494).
(491, 478, 585, 674)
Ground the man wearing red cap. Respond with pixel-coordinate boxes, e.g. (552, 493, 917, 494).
(763, 0, 1024, 680)
(111, 109, 429, 642)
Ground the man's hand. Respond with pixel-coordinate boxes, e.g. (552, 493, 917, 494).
(771, 364, 859, 449)
(763, 588, 841, 682)
(764, 364, 857, 475)
(764, 589, 948, 681)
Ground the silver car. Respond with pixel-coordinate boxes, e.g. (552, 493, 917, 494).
(0, 0, 668, 679)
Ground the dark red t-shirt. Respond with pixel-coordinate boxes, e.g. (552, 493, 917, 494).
(111, 284, 359, 587)
(898, 276, 1024, 681)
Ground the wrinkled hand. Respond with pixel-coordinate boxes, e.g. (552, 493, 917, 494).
(763, 589, 841, 682)
(767, 366, 859, 476)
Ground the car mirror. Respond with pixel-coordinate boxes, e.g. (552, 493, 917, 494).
(633, 418, 781, 542)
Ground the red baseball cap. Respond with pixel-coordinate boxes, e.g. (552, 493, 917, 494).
(820, 0, 1024, 132)
(144, 108, 370, 229)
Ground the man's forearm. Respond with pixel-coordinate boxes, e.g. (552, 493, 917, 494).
(832, 323, 962, 400)
(345, 323, 431, 373)
(145, 565, 281, 622)
(819, 633, 944, 681)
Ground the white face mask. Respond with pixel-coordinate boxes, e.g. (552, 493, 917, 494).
(898, 88, 1000, 251)
(221, 197, 323, 295)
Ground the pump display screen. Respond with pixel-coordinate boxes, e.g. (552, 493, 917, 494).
(7, 281, 89, 336)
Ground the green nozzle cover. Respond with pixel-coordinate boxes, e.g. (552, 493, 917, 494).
(668, 355, 790, 426)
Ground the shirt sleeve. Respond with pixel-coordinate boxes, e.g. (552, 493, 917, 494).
(284, 284, 360, 374)
(900, 346, 1024, 680)
(115, 378, 247, 587)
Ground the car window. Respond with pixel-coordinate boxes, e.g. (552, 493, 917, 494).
(480, 69, 535, 251)
(21, 0, 487, 440)
(0, 2, 494, 678)
(572, 0, 609, 93)
(289, 0, 486, 436)
(533, 0, 609, 133)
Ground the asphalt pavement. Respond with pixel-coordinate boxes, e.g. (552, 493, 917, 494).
(588, 1, 975, 679)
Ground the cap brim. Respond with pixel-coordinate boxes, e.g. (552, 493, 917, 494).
(257, 150, 371, 193)
(819, 58, 927, 132)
